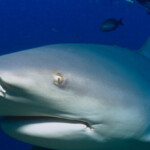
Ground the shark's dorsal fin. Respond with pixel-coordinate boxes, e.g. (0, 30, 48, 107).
(139, 38, 150, 59)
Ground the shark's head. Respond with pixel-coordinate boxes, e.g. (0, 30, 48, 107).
(0, 44, 150, 150)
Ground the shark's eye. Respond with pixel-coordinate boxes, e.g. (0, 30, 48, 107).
(53, 73, 64, 85)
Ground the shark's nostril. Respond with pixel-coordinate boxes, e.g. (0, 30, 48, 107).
(0, 84, 6, 97)
(0, 78, 7, 97)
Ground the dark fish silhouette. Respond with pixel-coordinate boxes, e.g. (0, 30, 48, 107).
(100, 18, 123, 32)
(136, 0, 150, 14)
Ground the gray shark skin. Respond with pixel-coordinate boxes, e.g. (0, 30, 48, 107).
(0, 42, 150, 150)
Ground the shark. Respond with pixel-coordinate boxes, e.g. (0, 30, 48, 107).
(0, 40, 150, 150)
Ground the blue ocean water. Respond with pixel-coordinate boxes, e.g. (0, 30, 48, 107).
(0, 0, 150, 149)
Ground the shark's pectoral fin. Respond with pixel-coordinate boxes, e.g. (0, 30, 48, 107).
(138, 38, 150, 59)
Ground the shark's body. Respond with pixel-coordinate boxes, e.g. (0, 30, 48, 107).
(0, 42, 150, 150)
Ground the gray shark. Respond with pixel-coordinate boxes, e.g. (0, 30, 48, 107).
(0, 41, 150, 150)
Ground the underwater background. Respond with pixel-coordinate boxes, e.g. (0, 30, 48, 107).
(0, 0, 150, 149)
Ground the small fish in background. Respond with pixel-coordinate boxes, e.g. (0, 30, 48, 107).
(136, 0, 150, 14)
(100, 18, 124, 32)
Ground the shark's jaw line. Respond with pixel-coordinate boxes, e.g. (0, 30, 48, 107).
(3, 116, 92, 129)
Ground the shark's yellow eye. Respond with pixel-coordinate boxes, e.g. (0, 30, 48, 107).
(53, 73, 64, 85)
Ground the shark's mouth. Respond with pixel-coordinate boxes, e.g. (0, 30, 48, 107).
(3, 116, 92, 129)
(0, 78, 92, 130)
(1, 115, 93, 149)
(1, 115, 93, 147)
